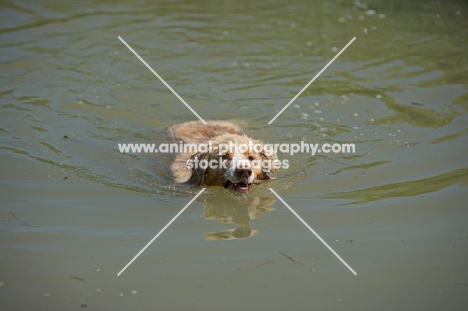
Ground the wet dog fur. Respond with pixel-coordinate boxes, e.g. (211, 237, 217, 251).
(167, 120, 277, 193)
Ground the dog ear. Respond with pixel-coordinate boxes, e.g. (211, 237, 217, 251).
(259, 151, 278, 180)
(172, 152, 197, 184)
(189, 152, 201, 162)
(188, 152, 209, 186)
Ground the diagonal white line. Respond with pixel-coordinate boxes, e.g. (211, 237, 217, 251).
(118, 36, 207, 124)
(117, 188, 206, 276)
(268, 37, 356, 124)
(268, 188, 357, 275)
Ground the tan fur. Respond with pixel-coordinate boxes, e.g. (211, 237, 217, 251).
(167, 120, 278, 191)
(166, 120, 242, 143)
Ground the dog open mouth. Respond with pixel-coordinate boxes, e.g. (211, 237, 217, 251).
(223, 180, 252, 193)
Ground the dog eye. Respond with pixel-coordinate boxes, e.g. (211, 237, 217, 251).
(248, 155, 255, 161)
(221, 154, 230, 160)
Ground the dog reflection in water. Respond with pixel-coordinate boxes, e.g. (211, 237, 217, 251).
(200, 195, 276, 240)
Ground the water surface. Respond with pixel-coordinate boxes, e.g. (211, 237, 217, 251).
(1, 0, 467, 310)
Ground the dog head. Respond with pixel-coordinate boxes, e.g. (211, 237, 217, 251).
(181, 134, 278, 193)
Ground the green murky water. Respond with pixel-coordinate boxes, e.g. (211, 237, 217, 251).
(1, 0, 467, 310)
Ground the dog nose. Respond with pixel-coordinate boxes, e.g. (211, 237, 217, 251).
(237, 167, 252, 178)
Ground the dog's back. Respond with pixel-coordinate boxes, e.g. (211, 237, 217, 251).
(167, 120, 242, 143)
